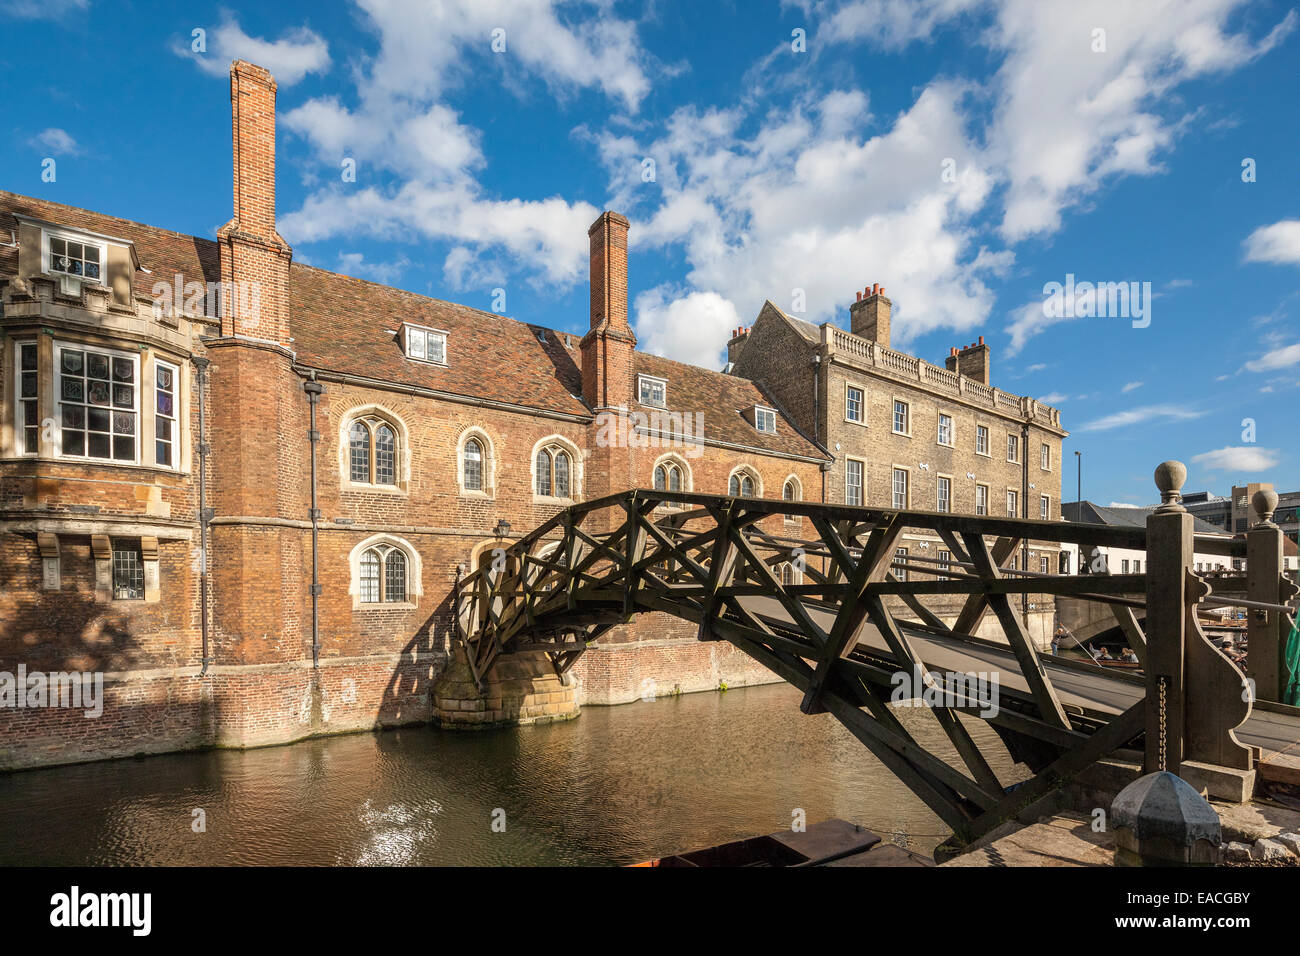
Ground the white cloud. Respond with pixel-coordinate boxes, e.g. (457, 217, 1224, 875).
(336, 252, 411, 285)
(182, 17, 331, 86)
(1077, 403, 1205, 432)
(278, 0, 654, 293)
(609, 2, 1293, 366)
(1039, 391, 1068, 404)
(1243, 220, 1300, 266)
(633, 288, 742, 369)
(1, 0, 86, 19)
(1107, 501, 1141, 508)
(596, 82, 1006, 356)
(281, 184, 598, 288)
(1243, 343, 1300, 373)
(1122, 381, 1142, 392)
(30, 128, 79, 155)
(982, 2, 1296, 241)
(1191, 446, 1281, 472)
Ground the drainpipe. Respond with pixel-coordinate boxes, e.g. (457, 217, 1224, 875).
(1022, 419, 1030, 619)
(304, 375, 324, 667)
(812, 353, 821, 446)
(194, 356, 213, 676)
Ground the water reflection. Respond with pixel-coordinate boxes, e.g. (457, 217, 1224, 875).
(0, 682, 1025, 865)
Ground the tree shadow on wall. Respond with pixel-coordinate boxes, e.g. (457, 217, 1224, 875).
(374, 584, 454, 728)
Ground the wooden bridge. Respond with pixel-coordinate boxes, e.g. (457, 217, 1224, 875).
(454, 460, 1300, 849)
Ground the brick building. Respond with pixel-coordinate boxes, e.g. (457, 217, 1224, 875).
(728, 286, 1067, 643)
(0, 61, 829, 769)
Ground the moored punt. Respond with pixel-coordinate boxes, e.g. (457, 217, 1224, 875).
(631, 819, 935, 867)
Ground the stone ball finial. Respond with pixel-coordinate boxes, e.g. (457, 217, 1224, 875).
(1252, 488, 1279, 526)
(1153, 460, 1187, 513)
(1111, 771, 1222, 866)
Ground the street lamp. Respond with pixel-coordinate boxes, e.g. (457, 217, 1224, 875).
(493, 518, 511, 539)
(1074, 450, 1082, 507)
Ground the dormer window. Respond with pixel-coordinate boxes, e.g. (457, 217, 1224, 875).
(42, 228, 108, 288)
(404, 323, 447, 364)
(754, 406, 777, 434)
(638, 374, 667, 407)
(49, 235, 102, 281)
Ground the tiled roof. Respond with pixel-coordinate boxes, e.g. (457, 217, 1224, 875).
(0, 190, 826, 454)
(1063, 500, 1228, 537)
(632, 351, 826, 460)
(289, 264, 588, 417)
(0, 190, 219, 291)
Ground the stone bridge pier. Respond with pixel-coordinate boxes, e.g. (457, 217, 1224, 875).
(432, 647, 579, 729)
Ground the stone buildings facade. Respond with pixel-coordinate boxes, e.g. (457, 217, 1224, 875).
(0, 59, 1069, 769)
(0, 61, 828, 769)
(729, 288, 1067, 643)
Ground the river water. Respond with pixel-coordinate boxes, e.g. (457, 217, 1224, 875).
(0, 682, 1022, 865)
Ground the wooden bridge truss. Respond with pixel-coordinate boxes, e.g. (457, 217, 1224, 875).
(454, 475, 1293, 848)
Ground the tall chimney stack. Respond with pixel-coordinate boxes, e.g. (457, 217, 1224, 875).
(945, 335, 991, 384)
(217, 60, 292, 345)
(580, 211, 636, 409)
(849, 283, 891, 347)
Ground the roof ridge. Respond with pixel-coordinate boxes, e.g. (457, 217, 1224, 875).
(291, 260, 585, 336)
(0, 189, 217, 248)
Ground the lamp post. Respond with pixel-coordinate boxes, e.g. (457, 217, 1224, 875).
(1075, 450, 1082, 507)
(493, 518, 511, 539)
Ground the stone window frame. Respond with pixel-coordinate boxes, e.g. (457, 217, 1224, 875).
(153, 357, 180, 470)
(348, 534, 422, 610)
(936, 410, 955, 448)
(975, 482, 990, 516)
(782, 474, 802, 523)
(12, 336, 189, 472)
(339, 405, 410, 495)
(41, 225, 108, 289)
(1040, 493, 1051, 520)
(53, 338, 142, 465)
(843, 381, 867, 426)
(727, 464, 762, 499)
(1006, 486, 1020, 518)
(891, 464, 910, 510)
(1006, 432, 1020, 464)
(844, 457, 865, 507)
(936, 473, 953, 513)
(975, 423, 991, 458)
(90, 533, 161, 603)
(530, 434, 582, 503)
(891, 396, 912, 437)
(457, 427, 497, 498)
(14, 338, 40, 457)
(651, 451, 692, 510)
(892, 546, 909, 582)
(1040, 442, 1052, 472)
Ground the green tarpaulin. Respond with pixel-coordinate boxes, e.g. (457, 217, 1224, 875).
(1285, 613, 1300, 707)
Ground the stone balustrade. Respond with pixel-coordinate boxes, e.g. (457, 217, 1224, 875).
(825, 325, 1062, 427)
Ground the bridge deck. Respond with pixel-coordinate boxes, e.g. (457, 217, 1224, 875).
(739, 595, 1299, 757)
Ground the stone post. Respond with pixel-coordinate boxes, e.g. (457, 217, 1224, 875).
(1247, 488, 1285, 702)
(1144, 461, 1191, 776)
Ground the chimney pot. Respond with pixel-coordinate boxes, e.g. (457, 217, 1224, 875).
(856, 291, 862, 302)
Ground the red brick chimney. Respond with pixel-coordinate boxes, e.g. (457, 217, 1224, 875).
(580, 211, 636, 410)
(849, 282, 891, 347)
(216, 59, 292, 346)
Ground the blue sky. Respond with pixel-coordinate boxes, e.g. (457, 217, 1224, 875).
(3, 0, 1299, 506)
